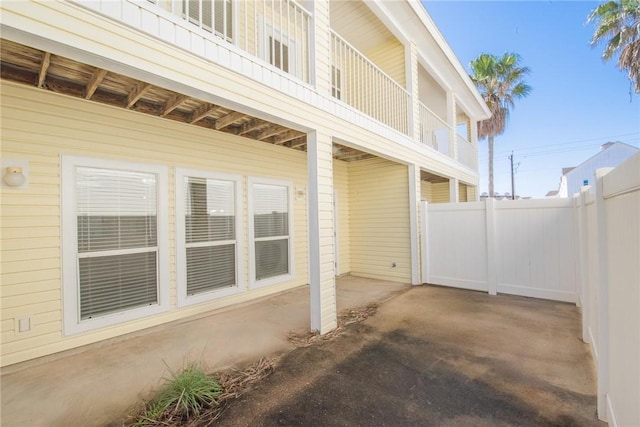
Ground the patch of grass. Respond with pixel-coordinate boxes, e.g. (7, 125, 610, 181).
(128, 363, 222, 426)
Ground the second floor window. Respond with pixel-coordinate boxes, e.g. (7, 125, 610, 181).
(269, 37, 290, 73)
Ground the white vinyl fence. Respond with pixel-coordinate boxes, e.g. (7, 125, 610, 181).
(421, 153, 640, 426)
(422, 197, 578, 302)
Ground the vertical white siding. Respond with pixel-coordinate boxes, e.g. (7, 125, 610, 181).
(424, 199, 577, 302)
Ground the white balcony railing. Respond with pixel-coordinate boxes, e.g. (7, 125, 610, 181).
(457, 134, 476, 170)
(89, 0, 312, 83)
(239, 0, 312, 83)
(418, 102, 450, 156)
(330, 31, 410, 135)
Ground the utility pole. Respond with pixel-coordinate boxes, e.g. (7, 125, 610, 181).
(508, 152, 515, 200)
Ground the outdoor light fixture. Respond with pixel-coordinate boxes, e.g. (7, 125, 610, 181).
(1, 159, 29, 189)
(3, 167, 26, 187)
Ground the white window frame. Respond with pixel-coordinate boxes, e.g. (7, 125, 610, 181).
(175, 168, 244, 307)
(248, 177, 295, 289)
(331, 65, 343, 100)
(61, 156, 169, 335)
(258, 18, 300, 77)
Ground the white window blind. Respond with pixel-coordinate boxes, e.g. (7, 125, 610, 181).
(253, 183, 290, 280)
(184, 177, 237, 295)
(76, 167, 159, 320)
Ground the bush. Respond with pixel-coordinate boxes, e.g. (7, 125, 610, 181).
(130, 363, 222, 426)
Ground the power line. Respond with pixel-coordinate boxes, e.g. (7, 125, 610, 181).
(478, 137, 640, 162)
(479, 133, 640, 160)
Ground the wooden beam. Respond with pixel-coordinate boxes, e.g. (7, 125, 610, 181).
(289, 137, 307, 149)
(84, 68, 107, 99)
(238, 119, 265, 135)
(273, 130, 302, 145)
(256, 124, 286, 141)
(126, 82, 152, 109)
(214, 111, 246, 130)
(190, 103, 221, 124)
(37, 52, 50, 88)
(161, 94, 189, 117)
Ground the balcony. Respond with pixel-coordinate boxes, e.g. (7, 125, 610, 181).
(330, 31, 410, 135)
(71, 0, 475, 170)
(79, 0, 312, 83)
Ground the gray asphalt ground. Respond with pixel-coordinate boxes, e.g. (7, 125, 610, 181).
(214, 285, 602, 427)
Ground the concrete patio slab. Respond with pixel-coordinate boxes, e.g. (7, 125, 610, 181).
(0, 276, 408, 427)
(215, 285, 602, 426)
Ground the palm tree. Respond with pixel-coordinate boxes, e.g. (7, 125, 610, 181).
(587, 0, 640, 94)
(470, 53, 531, 197)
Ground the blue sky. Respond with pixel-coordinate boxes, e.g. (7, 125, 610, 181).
(422, 0, 640, 198)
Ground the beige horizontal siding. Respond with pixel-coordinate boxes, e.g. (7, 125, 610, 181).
(0, 81, 309, 367)
(459, 182, 468, 202)
(348, 158, 411, 283)
(366, 39, 406, 88)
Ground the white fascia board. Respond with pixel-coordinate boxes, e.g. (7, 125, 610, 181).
(406, 0, 491, 120)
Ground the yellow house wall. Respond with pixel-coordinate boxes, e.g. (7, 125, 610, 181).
(430, 182, 450, 203)
(419, 66, 447, 120)
(420, 180, 450, 203)
(459, 182, 468, 202)
(0, 82, 310, 367)
(348, 158, 411, 283)
(333, 160, 351, 275)
(365, 39, 406, 88)
(420, 180, 431, 201)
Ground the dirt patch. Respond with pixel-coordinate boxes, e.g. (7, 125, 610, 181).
(287, 303, 378, 347)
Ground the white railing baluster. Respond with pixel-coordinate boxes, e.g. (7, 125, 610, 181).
(329, 31, 410, 134)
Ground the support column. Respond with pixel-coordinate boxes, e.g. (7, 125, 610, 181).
(449, 177, 459, 203)
(470, 118, 479, 174)
(311, 0, 331, 93)
(408, 164, 421, 285)
(307, 130, 337, 334)
(405, 41, 420, 142)
(446, 90, 458, 160)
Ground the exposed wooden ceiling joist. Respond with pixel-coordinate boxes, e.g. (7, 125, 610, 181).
(238, 119, 265, 136)
(161, 94, 188, 117)
(85, 68, 107, 99)
(126, 82, 152, 109)
(0, 38, 383, 163)
(214, 111, 246, 130)
(273, 130, 302, 145)
(189, 103, 222, 124)
(256, 124, 287, 141)
(37, 52, 50, 88)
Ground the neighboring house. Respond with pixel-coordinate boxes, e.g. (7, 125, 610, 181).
(557, 142, 639, 197)
(0, 0, 490, 368)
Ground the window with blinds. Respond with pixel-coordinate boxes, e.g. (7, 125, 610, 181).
(251, 181, 292, 284)
(184, 177, 237, 295)
(62, 157, 168, 335)
(175, 169, 242, 306)
(182, 0, 233, 42)
(76, 167, 159, 320)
